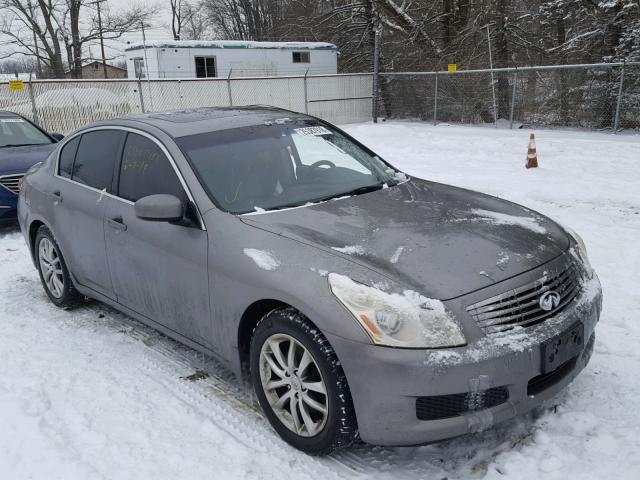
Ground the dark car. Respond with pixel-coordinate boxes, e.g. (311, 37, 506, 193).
(0, 111, 61, 225)
(18, 107, 601, 454)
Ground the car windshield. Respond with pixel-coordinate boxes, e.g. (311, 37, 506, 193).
(0, 117, 52, 147)
(177, 121, 400, 214)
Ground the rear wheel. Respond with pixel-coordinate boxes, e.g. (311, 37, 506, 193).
(250, 308, 358, 455)
(35, 226, 82, 308)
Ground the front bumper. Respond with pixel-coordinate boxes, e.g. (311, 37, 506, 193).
(328, 275, 602, 446)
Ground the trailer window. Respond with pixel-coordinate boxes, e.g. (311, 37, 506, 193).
(195, 56, 216, 78)
(292, 52, 310, 63)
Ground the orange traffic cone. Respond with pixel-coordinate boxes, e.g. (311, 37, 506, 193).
(526, 133, 538, 169)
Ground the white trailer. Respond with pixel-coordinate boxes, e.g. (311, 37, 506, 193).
(124, 40, 339, 79)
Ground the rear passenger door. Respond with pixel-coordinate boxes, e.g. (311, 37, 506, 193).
(49, 129, 125, 298)
(103, 131, 213, 347)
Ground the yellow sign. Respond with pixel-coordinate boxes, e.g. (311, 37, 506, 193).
(447, 64, 457, 73)
(8, 79, 24, 92)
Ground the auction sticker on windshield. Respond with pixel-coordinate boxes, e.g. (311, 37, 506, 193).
(0, 118, 25, 123)
(294, 126, 332, 136)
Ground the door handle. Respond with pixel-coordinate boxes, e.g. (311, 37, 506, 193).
(48, 191, 62, 203)
(107, 216, 127, 231)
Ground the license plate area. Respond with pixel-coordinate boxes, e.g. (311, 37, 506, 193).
(541, 322, 584, 374)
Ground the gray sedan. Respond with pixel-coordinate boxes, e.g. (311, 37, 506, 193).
(17, 107, 602, 455)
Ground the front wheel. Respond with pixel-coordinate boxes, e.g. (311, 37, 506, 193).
(250, 308, 358, 455)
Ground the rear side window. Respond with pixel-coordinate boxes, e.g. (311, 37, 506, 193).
(72, 130, 124, 191)
(58, 136, 80, 178)
(117, 133, 185, 202)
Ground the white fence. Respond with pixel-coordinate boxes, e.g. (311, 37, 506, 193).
(0, 73, 373, 133)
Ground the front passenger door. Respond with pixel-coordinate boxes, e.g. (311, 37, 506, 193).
(103, 132, 213, 348)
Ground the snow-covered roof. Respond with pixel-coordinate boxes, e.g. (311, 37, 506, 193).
(125, 40, 337, 52)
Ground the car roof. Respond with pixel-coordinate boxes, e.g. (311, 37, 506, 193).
(91, 106, 311, 138)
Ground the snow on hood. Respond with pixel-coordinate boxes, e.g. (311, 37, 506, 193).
(467, 208, 547, 234)
(242, 179, 570, 300)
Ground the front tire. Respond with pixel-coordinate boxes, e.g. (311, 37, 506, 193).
(250, 308, 358, 455)
(34, 225, 82, 309)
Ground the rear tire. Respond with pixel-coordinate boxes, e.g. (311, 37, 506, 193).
(34, 225, 82, 309)
(250, 308, 358, 455)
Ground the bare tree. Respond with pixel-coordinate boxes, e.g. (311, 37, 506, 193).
(0, 0, 156, 78)
(181, 1, 209, 40)
(170, 0, 183, 40)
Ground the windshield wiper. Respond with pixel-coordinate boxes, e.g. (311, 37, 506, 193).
(318, 183, 385, 202)
(251, 184, 385, 214)
(0, 143, 45, 148)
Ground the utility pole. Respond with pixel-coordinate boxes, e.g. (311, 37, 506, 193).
(26, 0, 43, 78)
(141, 20, 153, 110)
(91, 0, 108, 78)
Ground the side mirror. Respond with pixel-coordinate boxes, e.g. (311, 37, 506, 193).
(51, 133, 64, 141)
(134, 194, 184, 222)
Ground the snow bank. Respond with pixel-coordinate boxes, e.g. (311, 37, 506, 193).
(243, 248, 280, 271)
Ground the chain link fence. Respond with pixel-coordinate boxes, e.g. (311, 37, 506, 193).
(376, 62, 640, 132)
(3, 64, 639, 133)
(0, 73, 373, 133)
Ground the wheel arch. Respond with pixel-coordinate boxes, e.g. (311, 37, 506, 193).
(237, 299, 290, 378)
(28, 219, 47, 259)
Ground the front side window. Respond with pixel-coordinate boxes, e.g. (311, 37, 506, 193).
(58, 136, 80, 178)
(0, 117, 52, 148)
(195, 56, 216, 78)
(177, 121, 397, 214)
(72, 130, 125, 191)
(292, 51, 310, 63)
(117, 133, 185, 202)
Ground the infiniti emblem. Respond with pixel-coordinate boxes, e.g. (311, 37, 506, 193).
(539, 290, 561, 311)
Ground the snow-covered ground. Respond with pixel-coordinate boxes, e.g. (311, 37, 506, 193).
(1, 123, 639, 479)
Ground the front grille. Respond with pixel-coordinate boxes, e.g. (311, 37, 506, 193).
(466, 261, 582, 334)
(0, 174, 23, 195)
(416, 386, 509, 421)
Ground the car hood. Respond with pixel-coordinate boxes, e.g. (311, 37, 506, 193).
(241, 179, 569, 300)
(0, 143, 56, 174)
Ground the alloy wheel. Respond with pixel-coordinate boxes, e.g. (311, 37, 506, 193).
(259, 333, 329, 437)
(38, 237, 64, 298)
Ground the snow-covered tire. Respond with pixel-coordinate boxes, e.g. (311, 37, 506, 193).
(34, 225, 82, 309)
(250, 308, 358, 455)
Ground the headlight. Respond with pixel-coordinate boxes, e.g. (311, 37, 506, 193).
(564, 226, 594, 278)
(328, 273, 466, 348)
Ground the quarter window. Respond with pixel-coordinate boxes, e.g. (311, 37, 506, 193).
(292, 51, 310, 63)
(195, 56, 216, 78)
(72, 130, 124, 191)
(58, 136, 80, 178)
(117, 133, 185, 203)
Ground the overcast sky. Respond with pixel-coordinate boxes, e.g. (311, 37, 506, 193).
(96, 0, 175, 63)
